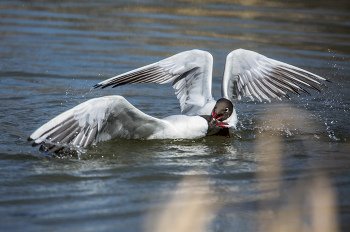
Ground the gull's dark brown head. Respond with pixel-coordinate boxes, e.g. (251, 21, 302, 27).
(210, 98, 234, 127)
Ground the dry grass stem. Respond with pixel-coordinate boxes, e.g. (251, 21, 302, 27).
(144, 176, 216, 232)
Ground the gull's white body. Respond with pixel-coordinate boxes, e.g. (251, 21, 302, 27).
(30, 96, 209, 149)
(29, 49, 326, 152)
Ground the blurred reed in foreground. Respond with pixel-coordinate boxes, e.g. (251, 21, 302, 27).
(144, 175, 216, 232)
(256, 107, 338, 232)
(145, 106, 339, 232)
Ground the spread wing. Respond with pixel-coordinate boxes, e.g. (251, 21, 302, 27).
(28, 96, 167, 153)
(93, 49, 214, 115)
(221, 49, 328, 102)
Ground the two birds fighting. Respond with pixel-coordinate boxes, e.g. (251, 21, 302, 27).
(28, 49, 329, 153)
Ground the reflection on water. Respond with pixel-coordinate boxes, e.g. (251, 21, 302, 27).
(1, 0, 350, 231)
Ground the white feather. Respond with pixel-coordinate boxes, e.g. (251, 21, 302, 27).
(29, 96, 209, 149)
(29, 48, 327, 151)
(94, 49, 214, 116)
(222, 49, 326, 102)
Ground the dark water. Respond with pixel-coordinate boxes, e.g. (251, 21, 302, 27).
(1, 0, 350, 231)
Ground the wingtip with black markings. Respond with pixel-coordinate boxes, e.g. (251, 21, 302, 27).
(92, 84, 103, 89)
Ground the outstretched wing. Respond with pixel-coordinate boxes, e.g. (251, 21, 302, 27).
(93, 49, 214, 115)
(221, 49, 328, 102)
(28, 96, 167, 153)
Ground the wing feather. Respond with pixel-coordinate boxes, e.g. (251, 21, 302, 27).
(28, 96, 167, 154)
(93, 50, 214, 115)
(222, 49, 328, 102)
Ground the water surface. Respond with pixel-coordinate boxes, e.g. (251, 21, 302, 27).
(1, 0, 350, 231)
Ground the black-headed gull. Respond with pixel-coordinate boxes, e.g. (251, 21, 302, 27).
(28, 49, 328, 153)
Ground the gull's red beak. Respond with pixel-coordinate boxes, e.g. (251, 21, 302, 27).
(211, 111, 217, 120)
(210, 111, 228, 128)
(216, 121, 229, 128)
(211, 111, 222, 121)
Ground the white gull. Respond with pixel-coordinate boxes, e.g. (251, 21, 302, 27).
(28, 49, 328, 153)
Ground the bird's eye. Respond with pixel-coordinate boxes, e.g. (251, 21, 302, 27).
(225, 108, 229, 112)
